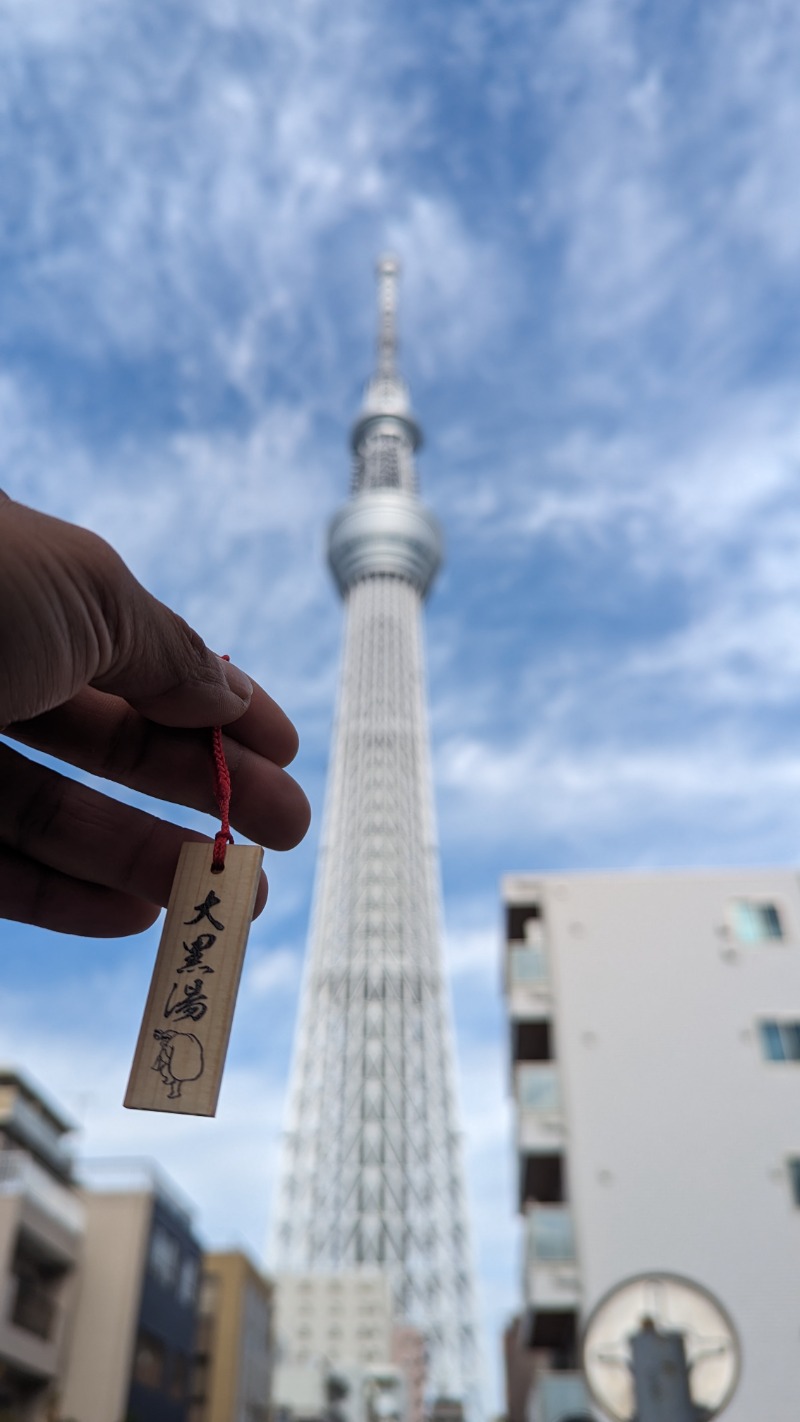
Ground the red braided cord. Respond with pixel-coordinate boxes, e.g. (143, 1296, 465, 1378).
(211, 656, 234, 871)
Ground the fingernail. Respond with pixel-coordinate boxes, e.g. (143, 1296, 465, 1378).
(222, 660, 253, 703)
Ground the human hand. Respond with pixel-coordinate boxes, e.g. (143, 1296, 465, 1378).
(0, 494, 311, 937)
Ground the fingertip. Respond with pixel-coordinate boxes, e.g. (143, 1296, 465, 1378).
(225, 682, 302, 766)
(118, 901, 164, 937)
(269, 783, 312, 850)
(293, 788, 312, 845)
(253, 870, 269, 917)
(276, 716, 300, 768)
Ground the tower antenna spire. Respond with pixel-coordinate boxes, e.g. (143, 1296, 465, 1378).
(376, 253, 400, 378)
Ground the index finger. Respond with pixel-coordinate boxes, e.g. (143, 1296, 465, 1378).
(219, 677, 300, 768)
(7, 686, 311, 852)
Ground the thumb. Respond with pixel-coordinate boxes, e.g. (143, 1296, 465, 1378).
(0, 498, 253, 729)
(92, 586, 253, 728)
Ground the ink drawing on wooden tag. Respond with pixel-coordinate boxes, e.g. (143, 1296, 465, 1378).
(125, 841, 263, 1117)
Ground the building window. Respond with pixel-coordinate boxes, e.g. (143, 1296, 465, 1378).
(178, 1255, 198, 1305)
(514, 1020, 553, 1062)
(133, 1331, 165, 1388)
(730, 900, 783, 943)
(149, 1226, 180, 1288)
(507, 903, 542, 942)
(527, 1205, 576, 1262)
(787, 1159, 800, 1205)
(169, 1351, 189, 1400)
(759, 1021, 800, 1061)
(509, 943, 548, 985)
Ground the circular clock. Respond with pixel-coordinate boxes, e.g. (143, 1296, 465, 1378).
(580, 1272, 740, 1421)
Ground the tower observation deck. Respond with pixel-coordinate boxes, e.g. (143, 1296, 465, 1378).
(272, 258, 483, 1419)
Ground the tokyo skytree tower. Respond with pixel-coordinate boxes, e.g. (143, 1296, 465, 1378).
(272, 258, 483, 1416)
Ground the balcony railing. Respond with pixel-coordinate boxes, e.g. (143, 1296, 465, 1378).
(530, 1371, 591, 1422)
(526, 1206, 576, 1263)
(508, 944, 548, 986)
(0, 1151, 85, 1237)
(10, 1277, 58, 1340)
(517, 1064, 561, 1114)
(3, 1095, 73, 1176)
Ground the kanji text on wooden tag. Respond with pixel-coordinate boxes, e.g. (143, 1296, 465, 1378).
(125, 842, 263, 1117)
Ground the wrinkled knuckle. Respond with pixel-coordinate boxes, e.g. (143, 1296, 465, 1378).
(166, 617, 217, 689)
(13, 777, 66, 855)
(121, 815, 164, 900)
(101, 705, 154, 781)
(181, 620, 209, 659)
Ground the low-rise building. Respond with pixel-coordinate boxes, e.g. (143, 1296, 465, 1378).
(192, 1249, 272, 1422)
(60, 1159, 202, 1422)
(273, 1272, 396, 1422)
(274, 1271, 393, 1374)
(390, 1324, 426, 1422)
(0, 1067, 84, 1420)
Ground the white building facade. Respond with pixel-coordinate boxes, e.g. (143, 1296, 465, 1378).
(273, 1271, 405, 1422)
(504, 867, 800, 1422)
(274, 1271, 394, 1373)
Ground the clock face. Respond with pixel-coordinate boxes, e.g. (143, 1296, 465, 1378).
(581, 1272, 740, 1421)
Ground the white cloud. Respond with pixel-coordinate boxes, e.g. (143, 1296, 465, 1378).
(0, 0, 429, 380)
(245, 945, 302, 999)
(386, 196, 515, 374)
(445, 925, 502, 982)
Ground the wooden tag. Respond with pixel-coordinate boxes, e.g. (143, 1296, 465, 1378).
(124, 842, 263, 1117)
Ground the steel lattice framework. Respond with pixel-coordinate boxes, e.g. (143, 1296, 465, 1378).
(272, 259, 483, 1420)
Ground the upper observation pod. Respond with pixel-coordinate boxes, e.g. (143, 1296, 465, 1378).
(329, 256, 442, 599)
(328, 488, 442, 598)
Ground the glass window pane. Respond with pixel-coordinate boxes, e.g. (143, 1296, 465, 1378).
(178, 1256, 198, 1305)
(762, 904, 783, 939)
(517, 1065, 560, 1112)
(133, 1332, 165, 1388)
(731, 900, 784, 943)
(510, 945, 548, 984)
(732, 902, 760, 943)
(760, 1022, 785, 1060)
(149, 1226, 180, 1288)
(782, 1024, 800, 1060)
(529, 1207, 575, 1261)
(788, 1159, 800, 1206)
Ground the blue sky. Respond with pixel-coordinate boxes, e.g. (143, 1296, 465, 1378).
(2, 0, 800, 1408)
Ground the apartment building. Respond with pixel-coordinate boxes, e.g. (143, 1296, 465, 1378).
(503, 868, 800, 1422)
(0, 1068, 84, 1420)
(273, 1272, 397, 1421)
(59, 1160, 201, 1422)
(274, 1271, 393, 1374)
